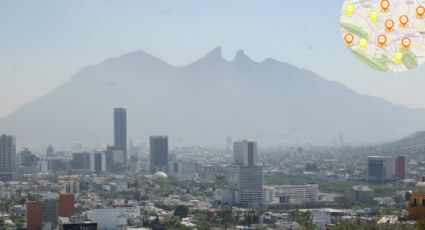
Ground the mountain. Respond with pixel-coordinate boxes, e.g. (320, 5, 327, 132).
(367, 131, 425, 155)
(1, 47, 425, 146)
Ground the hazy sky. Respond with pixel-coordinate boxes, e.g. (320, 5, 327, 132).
(1, 0, 425, 119)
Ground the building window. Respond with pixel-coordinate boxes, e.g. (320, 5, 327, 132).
(414, 198, 417, 206)
(422, 199, 425, 207)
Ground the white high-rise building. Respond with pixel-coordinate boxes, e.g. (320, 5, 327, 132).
(0, 135, 16, 182)
(225, 140, 265, 208)
(233, 140, 258, 166)
(90, 151, 106, 172)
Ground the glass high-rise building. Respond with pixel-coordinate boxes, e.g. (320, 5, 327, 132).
(149, 136, 168, 174)
(227, 140, 265, 208)
(113, 108, 127, 165)
(0, 135, 16, 182)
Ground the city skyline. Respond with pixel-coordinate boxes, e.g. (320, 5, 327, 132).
(3, 1, 425, 229)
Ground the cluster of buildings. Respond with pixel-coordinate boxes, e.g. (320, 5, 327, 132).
(367, 156, 405, 182)
(2, 107, 425, 229)
(0, 108, 199, 182)
(26, 193, 77, 230)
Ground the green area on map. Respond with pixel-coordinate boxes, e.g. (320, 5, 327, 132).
(341, 22, 369, 38)
(350, 48, 392, 72)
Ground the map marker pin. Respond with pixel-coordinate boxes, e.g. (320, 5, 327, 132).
(399, 15, 409, 27)
(370, 10, 380, 22)
(344, 33, 354, 46)
(402, 37, 411, 49)
(381, 0, 390, 13)
(385, 19, 395, 31)
(394, 51, 403, 63)
(377, 35, 387, 47)
(359, 38, 368, 49)
(345, 4, 355, 15)
(417, 6, 425, 18)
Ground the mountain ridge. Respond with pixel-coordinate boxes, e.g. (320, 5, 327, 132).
(1, 48, 425, 146)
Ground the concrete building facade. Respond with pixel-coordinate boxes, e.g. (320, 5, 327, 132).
(0, 135, 16, 181)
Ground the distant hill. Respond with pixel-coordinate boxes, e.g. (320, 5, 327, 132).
(1, 47, 425, 146)
(369, 131, 425, 155)
(391, 131, 425, 147)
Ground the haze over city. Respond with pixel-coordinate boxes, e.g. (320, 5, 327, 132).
(2, 1, 425, 230)
(2, 0, 425, 119)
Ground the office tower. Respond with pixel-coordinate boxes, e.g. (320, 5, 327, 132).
(42, 193, 59, 229)
(168, 161, 198, 181)
(20, 148, 38, 167)
(58, 193, 75, 217)
(149, 136, 168, 174)
(226, 140, 264, 208)
(0, 135, 16, 181)
(233, 140, 257, 166)
(367, 156, 397, 182)
(396, 156, 406, 180)
(113, 108, 127, 165)
(105, 146, 115, 172)
(90, 151, 106, 172)
(26, 201, 43, 230)
(47, 158, 68, 172)
(71, 152, 90, 170)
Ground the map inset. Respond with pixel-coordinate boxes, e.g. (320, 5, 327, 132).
(341, 0, 425, 73)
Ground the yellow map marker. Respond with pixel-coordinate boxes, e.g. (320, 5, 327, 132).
(359, 38, 368, 48)
(346, 4, 355, 15)
(370, 10, 379, 22)
(394, 51, 403, 63)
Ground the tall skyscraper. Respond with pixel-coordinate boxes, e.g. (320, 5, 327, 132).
(226, 140, 264, 208)
(90, 151, 106, 172)
(71, 152, 90, 170)
(114, 108, 127, 165)
(233, 140, 257, 167)
(0, 135, 16, 182)
(149, 136, 168, 174)
(20, 148, 38, 167)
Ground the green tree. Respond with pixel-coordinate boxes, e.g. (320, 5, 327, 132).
(0, 218, 13, 230)
(289, 210, 315, 230)
(174, 205, 189, 219)
(219, 206, 234, 228)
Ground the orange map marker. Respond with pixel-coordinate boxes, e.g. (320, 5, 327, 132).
(385, 19, 395, 31)
(399, 15, 409, 27)
(402, 37, 411, 49)
(417, 6, 425, 18)
(344, 33, 354, 46)
(381, 0, 390, 13)
(378, 35, 387, 47)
